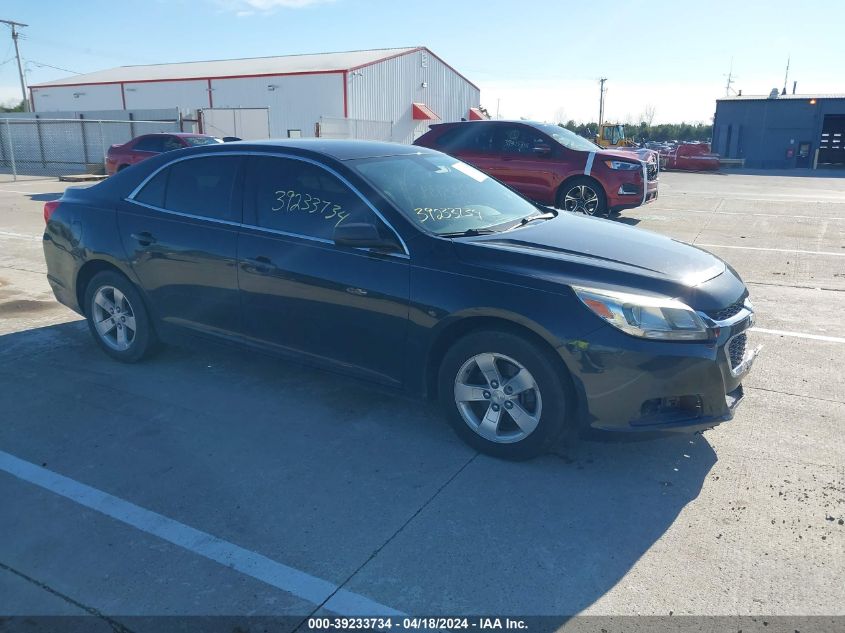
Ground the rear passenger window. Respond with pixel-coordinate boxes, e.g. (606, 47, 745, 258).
(436, 126, 495, 153)
(134, 169, 167, 207)
(134, 136, 166, 152)
(164, 156, 241, 221)
(246, 156, 374, 241)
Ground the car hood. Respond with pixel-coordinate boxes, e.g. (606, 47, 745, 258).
(452, 214, 742, 310)
(599, 147, 657, 162)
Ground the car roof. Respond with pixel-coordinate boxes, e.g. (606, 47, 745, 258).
(136, 132, 211, 138)
(199, 138, 440, 161)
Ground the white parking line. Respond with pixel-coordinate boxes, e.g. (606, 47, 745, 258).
(751, 327, 845, 344)
(0, 230, 40, 242)
(654, 208, 845, 221)
(695, 243, 845, 257)
(0, 450, 404, 616)
(0, 189, 44, 195)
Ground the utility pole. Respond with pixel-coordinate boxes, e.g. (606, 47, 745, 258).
(598, 77, 607, 126)
(782, 55, 790, 95)
(1, 18, 29, 111)
(724, 58, 736, 97)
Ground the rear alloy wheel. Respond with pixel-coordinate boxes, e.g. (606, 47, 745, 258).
(558, 177, 607, 216)
(84, 271, 156, 362)
(438, 330, 574, 460)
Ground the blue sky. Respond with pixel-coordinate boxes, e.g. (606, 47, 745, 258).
(2, 0, 842, 123)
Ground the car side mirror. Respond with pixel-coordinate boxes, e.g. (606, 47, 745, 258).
(532, 143, 552, 156)
(333, 222, 401, 253)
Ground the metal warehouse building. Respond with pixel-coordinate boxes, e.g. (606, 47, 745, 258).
(28, 47, 482, 144)
(713, 93, 845, 169)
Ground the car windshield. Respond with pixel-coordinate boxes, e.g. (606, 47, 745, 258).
(183, 136, 221, 146)
(531, 123, 600, 152)
(350, 153, 542, 235)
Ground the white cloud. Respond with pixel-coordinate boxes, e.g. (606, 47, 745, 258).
(218, 0, 334, 13)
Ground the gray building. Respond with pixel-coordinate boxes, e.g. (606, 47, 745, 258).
(713, 93, 845, 169)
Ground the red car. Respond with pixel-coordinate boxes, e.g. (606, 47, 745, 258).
(414, 120, 658, 216)
(660, 142, 720, 171)
(105, 133, 220, 175)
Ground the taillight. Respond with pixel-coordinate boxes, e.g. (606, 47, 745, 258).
(44, 200, 60, 224)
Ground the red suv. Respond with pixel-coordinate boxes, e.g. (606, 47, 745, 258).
(415, 120, 658, 216)
(106, 133, 220, 175)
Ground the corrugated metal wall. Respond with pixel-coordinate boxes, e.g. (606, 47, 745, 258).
(347, 49, 480, 144)
(210, 73, 344, 138)
(31, 83, 123, 111)
(124, 80, 209, 110)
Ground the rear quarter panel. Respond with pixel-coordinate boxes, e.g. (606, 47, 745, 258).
(43, 186, 136, 314)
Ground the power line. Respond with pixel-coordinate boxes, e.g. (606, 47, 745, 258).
(26, 60, 82, 75)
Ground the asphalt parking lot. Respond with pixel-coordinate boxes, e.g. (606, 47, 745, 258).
(1, 170, 843, 628)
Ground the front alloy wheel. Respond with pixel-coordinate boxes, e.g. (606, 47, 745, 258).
(563, 184, 600, 215)
(438, 329, 575, 460)
(454, 352, 542, 444)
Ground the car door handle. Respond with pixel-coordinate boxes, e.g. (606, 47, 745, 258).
(345, 287, 368, 296)
(244, 256, 274, 273)
(130, 231, 156, 246)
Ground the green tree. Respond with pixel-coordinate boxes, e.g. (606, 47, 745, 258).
(0, 99, 25, 113)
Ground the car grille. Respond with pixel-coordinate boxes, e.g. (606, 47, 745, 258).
(728, 333, 747, 369)
(707, 301, 744, 322)
(646, 161, 658, 181)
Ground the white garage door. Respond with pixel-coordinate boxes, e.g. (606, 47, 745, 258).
(200, 108, 270, 140)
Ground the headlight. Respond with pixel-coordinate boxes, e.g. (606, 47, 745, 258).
(573, 286, 709, 340)
(604, 160, 641, 170)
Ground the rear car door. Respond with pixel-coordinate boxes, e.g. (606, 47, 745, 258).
(238, 155, 411, 386)
(440, 124, 501, 174)
(129, 136, 167, 164)
(118, 154, 244, 337)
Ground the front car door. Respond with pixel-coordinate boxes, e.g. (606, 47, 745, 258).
(489, 124, 558, 203)
(237, 154, 411, 387)
(119, 154, 244, 337)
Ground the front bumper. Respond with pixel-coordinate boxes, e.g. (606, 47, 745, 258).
(607, 175, 659, 210)
(564, 306, 758, 433)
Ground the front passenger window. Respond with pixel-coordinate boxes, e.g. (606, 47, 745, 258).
(246, 156, 376, 241)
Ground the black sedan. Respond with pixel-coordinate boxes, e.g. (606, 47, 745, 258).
(42, 140, 758, 460)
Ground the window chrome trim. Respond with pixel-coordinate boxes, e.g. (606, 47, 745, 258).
(125, 199, 410, 259)
(125, 149, 411, 258)
(127, 199, 243, 228)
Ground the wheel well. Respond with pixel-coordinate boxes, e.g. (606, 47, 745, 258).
(425, 316, 573, 400)
(556, 175, 606, 206)
(75, 260, 124, 315)
(117, 164, 129, 172)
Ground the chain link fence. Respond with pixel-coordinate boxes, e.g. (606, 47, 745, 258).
(0, 117, 181, 181)
(316, 116, 394, 142)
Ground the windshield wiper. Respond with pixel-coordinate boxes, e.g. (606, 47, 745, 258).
(438, 227, 501, 237)
(517, 210, 556, 226)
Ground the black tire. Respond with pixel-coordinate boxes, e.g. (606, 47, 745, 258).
(438, 329, 575, 460)
(83, 270, 157, 363)
(556, 177, 608, 217)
